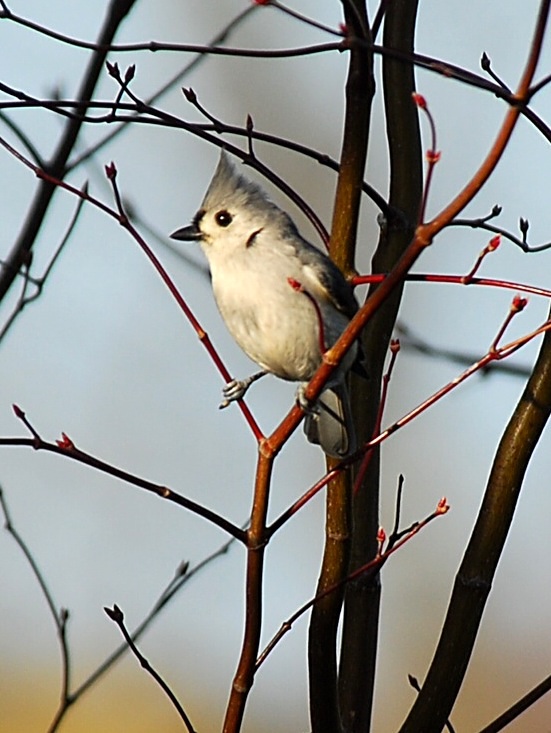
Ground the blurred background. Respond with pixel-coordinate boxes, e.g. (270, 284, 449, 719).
(1, 1, 551, 731)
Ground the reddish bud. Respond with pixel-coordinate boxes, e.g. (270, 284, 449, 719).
(412, 92, 427, 109)
(287, 277, 304, 292)
(56, 432, 75, 451)
(106, 61, 121, 80)
(511, 294, 528, 313)
(426, 149, 441, 164)
(253, 0, 271, 5)
(12, 404, 25, 419)
(105, 161, 117, 180)
(124, 64, 136, 83)
(436, 497, 450, 515)
(376, 527, 386, 557)
(480, 52, 491, 72)
(390, 339, 401, 354)
(487, 235, 501, 251)
(339, 23, 349, 35)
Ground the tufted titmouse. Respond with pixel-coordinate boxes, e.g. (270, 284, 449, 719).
(171, 151, 364, 458)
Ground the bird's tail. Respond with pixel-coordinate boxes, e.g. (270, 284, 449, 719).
(303, 383, 356, 459)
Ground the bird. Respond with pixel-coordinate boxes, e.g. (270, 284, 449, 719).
(170, 151, 364, 458)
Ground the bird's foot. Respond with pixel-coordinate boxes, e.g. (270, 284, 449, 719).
(219, 370, 267, 409)
(295, 384, 320, 416)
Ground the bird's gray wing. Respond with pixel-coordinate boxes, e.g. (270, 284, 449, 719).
(287, 230, 369, 379)
(287, 230, 359, 319)
(304, 383, 356, 458)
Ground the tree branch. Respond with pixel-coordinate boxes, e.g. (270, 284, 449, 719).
(308, 2, 373, 730)
(0, 0, 137, 302)
(399, 5, 551, 727)
(338, 2, 422, 731)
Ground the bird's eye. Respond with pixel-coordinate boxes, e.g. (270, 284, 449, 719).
(215, 210, 233, 227)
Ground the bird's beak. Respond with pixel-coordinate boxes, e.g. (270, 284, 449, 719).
(170, 223, 203, 241)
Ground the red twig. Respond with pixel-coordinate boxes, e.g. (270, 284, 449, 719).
(257, 497, 449, 670)
(268, 302, 551, 533)
(287, 277, 327, 352)
(353, 338, 400, 495)
(413, 93, 441, 224)
(365, 305, 551, 454)
(352, 271, 551, 300)
(0, 134, 263, 442)
(462, 235, 501, 282)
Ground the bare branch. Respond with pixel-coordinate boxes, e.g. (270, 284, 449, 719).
(105, 604, 196, 733)
(3, 419, 244, 542)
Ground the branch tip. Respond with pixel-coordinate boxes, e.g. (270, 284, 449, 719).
(487, 234, 501, 252)
(511, 294, 528, 313)
(390, 338, 401, 354)
(56, 432, 75, 451)
(106, 60, 121, 80)
(436, 497, 450, 515)
(519, 217, 530, 238)
(12, 403, 24, 419)
(480, 51, 491, 72)
(412, 91, 427, 109)
(182, 86, 197, 103)
(177, 560, 190, 577)
(105, 161, 117, 180)
(287, 276, 303, 292)
(104, 604, 124, 623)
(376, 527, 386, 556)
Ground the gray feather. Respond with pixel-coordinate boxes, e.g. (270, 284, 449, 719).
(303, 384, 356, 458)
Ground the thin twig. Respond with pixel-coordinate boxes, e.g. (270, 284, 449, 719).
(268, 0, 344, 37)
(407, 675, 457, 733)
(267, 307, 551, 535)
(0, 486, 72, 720)
(0, 183, 88, 343)
(67, 5, 260, 170)
(0, 133, 264, 442)
(0, 0, 138, 303)
(105, 605, 196, 733)
(107, 81, 332, 247)
(0, 109, 45, 166)
(477, 672, 551, 733)
(6, 407, 245, 541)
(257, 498, 448, 670)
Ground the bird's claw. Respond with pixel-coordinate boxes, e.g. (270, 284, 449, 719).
(296, 384, 319, 416)
(219, 378, 250, 409)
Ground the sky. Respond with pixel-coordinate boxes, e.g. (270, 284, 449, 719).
(1, 2, 551, 731)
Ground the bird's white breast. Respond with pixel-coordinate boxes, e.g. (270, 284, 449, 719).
(205, 234, 348, 381)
